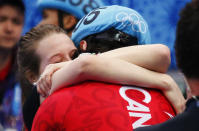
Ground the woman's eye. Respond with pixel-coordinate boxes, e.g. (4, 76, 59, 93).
(50, 56, 64, 64)
(53, 60, 62, 64)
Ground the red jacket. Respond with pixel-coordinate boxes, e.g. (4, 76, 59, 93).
(32, 81, 175, 131)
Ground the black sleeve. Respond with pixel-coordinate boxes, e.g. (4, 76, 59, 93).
(23, 87, 40, 131)
(134, 109, 199, 131)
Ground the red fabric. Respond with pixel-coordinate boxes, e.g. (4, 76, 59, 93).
(0, 60, 11, 81)
(32, 82, 175, 131)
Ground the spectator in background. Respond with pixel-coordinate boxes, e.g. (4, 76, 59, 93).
(0, 0, 24, 130)
(134, 0, 199, 131)
(36, 0, 106, 36)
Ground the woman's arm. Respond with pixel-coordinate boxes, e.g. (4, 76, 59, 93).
(49, 43, 171, 92)
(52, 54, 168, 91)
(37, 44, 170, 94)
(50, 54, 185, 114)
(37, 44, 185, 113)
(100, 44, 170, 73)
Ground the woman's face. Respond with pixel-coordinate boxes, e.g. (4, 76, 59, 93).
(35, 33, 77, 74)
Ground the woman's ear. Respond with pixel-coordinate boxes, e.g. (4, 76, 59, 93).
(79, 40, 87, 51)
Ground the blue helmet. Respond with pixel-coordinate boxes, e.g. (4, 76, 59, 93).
(37, 0, 106, 19)
(72, 5, 151, 47)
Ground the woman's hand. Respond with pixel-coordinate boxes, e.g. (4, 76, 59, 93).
(161, 75, 186, 114)
(36, 63, 64, 97)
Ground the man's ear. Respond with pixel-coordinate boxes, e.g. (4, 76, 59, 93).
(25, 70, 38, 85)
(79, 40, 87, 51)
(63, 15, 77, 30)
